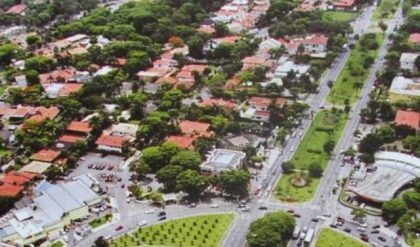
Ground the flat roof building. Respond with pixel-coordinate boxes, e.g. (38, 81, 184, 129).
(0, 176, 101, 246)
(200, 149, 246, 175)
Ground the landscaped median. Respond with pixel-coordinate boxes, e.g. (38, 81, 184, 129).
(316, 228, 369, 247)
(110, 214, 234, 247)
(328, 33, 384, 105)
(89, 213, 113, 229)
(275, 110, 347, 202)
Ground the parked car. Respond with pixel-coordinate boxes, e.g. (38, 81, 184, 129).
(188, 203, 196, 208)
(158, 211, 166, 217)
(378, 236, 386, 242)
(137, 220, 148, 227)
(371, 230, 380, 234)
(158, 216, 167, 221)
(344, 228, 351, 233)
(115, 225, 123, 231)
(210, 203, 219, 208)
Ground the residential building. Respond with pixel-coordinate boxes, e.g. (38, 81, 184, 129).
(179, 120, 214, 138)
(110, 123, 139, 139)
(30, 149, 61, 164)
(95, 134, 128, 153)
(200, 149, 246, 175)
(332, 0, 355, 10)
(394, 110, 420, 130)
(204, 36, 242, 52)
(274, 61, 310, 78)
(5, 4, 27, 15)
(389, 76, 420, 102)
(166, 135, 195, 150)
(400, 52, 420, 72)
(241, 56, 267, 70)
(199, 98, 237, 110)
(0, 172, 37, 197)
(57, 121, 92, 149)
(409, 33, 420, 44)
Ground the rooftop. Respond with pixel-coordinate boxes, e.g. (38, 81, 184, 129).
(66, 121, 92, 134)
(200, 149, 246, 174)
(179, 120, 213, 137)
(394, 110, 420, 130)
(30, 149, 60, 163)
(95, 134, 128, 148)
(166, 135, 195, 149)
(409, 33, 420, 43)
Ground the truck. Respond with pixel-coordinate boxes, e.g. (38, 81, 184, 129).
(304, 228, 314, 246)
(293, 226, 301, 239)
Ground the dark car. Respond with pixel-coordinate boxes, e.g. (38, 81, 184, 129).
(115, 225, 123, 231)
(297, 239, 303, 246)
(371, 230, 380, 234)
(311, 218, 319, 222)
(258, 206, 268, 210)
(158, 216, 167, 221)
(294, 214, 301, 218)
(373, 225, 381, 229)
(329, 224, 337, 228)
(360, 236, 369, 242)
(287, 209, 294, 214)
(158, 211, 166, 217)
(378, 236, 386, 242)
(344, 228, 351, 233)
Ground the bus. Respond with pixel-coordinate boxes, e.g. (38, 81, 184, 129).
(304, 228, 314, 246)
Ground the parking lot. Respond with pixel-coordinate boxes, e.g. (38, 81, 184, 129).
(70, 152, 126, 190)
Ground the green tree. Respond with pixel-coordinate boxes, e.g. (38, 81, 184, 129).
(156, 165, 184, 191)
(309, 163, 323, 178)
(170, 150, 202, 170)
(214, 22, 229, 37)
(402, 191, 420, 210)
(25, 56, 54, 73)
(247, 211, 295, 247)
(176, 169, 210, 198)
(93, 236, 109, 247)
(382, 198, 408, 223)
(24, 70, 40, 85)
(281, 161, 295, 174)
(323, 138, 335, 154)
(219, 170, 251, 197)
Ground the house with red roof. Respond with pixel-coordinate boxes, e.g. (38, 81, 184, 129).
(199, 98, 237, 110)
(0, 171, 37, 197)
(26, 106, 60, 123)
(241, 56, 268, 70)
(175, 64, 208, 86)
(240, 96, 287, 122)
(332, 0, 355, 9)
(166, 135, 195, 150)
(280, 34, 329, 57)
(5, 4, 27, 15)
(95, 134, 129, 153)
(56, 121, 92, 149)
(394, 110, 420, 130)
(39, 68, 77, 85)
(30, 149, 61, 163)
(179, 120, 214, 138)
(409, 33, 420, 44)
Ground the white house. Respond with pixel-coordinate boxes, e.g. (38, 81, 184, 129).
(400, 52, 419, 72)
(274, 61, 310, 78)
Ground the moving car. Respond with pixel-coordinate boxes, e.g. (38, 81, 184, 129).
(115, 225, 123, 231)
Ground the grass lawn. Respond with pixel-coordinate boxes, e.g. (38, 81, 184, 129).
(372, 0, 399, 20)
(407, 235, 420, 247)
(89, 214, 113, 228)
(328, 33, 384, 105)
(316, 228, 368, 247)
(276, 174, 320, 202)
(322, 11, 357, 22)
(49, 241, 64, 247)
(110, 214, 233, 247)
(275, 110, 347, 202)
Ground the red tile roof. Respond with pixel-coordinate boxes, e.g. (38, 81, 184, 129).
(182, 64, 207, 73)
(58, 134, 85, 144)
(409, 33, 420, 44)
(199, 98, 237, 109)
(333, 0, 355, 7)
(197, 26, 216, 34)
(31, 149, 61, 163)
(39, 68, 76, 84)
(166, 135, 195, 149)
(95, 134, 128, 148)
(214, 36, 242, 44)
(66, 121, 92, 133)
(27, 106, 60, 122)
(59, 83, 83, 96)
(249, 96, 273, 108)
(305, 34, 329, 45)
(2, 171, 36, 186)
(0, 185, 24, 197)
(6, 4, 27, 14)
(394, 110, 420, 130)
(176, 70, 195, 80)
(179, 120, 213, 137)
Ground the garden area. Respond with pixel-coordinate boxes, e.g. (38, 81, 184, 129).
(110, 214, 234, 247)
(316, 228, 368, 247)
(322, 11, 357, 22)
(275, 110, 347, 202)
(328, 33, 384, 105)
(372, 0, 399, 20)
(89, 214, 113, 228)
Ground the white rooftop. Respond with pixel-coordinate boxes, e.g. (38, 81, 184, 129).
(390, 76, 420, 97)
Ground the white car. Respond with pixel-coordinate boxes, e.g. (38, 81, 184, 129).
(137, 220, 148, 227)
(145, 209, 155, 214)
(210, 203, 219, 208)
